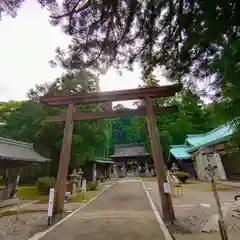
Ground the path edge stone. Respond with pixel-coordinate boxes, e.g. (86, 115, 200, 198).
(141, 180, 174, 240)
(28, 180, 118, 240)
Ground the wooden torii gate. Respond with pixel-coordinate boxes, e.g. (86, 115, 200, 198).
(40, 83, 182, 222)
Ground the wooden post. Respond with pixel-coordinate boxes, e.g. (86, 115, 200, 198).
(54, 103, 75, 215)
(11, 167, 21, 198)
(211, 175, 228, 240)
(104, 101, 112, 111)
(7, 168, 14, 198)
(144, 96, 175, 223)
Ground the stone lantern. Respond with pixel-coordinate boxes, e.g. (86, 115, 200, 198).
(145, 162, 150, 177)
(171, 162, 179, 174)
(69, 169, 78, 197)
(76, 168, 83, 190)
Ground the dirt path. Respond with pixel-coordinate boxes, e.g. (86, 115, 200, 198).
(41, 180, 165, 240)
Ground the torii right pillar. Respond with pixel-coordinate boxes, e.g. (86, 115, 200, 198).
(145, 96, 175, 223)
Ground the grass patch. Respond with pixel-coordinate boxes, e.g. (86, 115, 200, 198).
(16, 186, 48, 201)
(16, 186, 97, 204)
(37, 192, 93, 204)
(141, 177, 157, 181)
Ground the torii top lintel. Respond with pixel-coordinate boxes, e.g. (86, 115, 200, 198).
(40, 83, 182, 107)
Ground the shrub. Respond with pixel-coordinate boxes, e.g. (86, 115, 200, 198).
(87, 181, 98, 191)
(36, 177, 55, 194)
(176, 172, 189, 183)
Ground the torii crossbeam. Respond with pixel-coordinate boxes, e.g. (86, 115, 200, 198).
(40, 83, 182, 222)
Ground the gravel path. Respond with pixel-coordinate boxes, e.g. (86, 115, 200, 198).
(0, 212, 48, 240)
(41, 180, 165, 240)
(143, 180, 240, 234)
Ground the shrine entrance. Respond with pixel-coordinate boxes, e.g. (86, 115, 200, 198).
(40, 83, 181, 222)
(110, 143, 152, 177)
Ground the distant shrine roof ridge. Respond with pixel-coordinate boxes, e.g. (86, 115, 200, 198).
(0, 137, 33, 148)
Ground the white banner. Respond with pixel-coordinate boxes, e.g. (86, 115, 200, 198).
(163, 182, 171, 193)
(48, 188, 55, 217)
(82, 180, 87, 193)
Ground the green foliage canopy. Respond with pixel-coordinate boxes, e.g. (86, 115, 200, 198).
(0, 70, 110, 176)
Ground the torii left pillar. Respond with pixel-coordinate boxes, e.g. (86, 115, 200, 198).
(54, 103, 75, 215)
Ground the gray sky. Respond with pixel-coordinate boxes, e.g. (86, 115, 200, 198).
(0, 0, 168, 106)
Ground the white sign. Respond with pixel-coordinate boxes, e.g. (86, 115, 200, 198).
(48, 188, 55, 217)
(163, 182, 171, 193)
(93, 164, 97, 181)
(82, 179, 86, 193)
(16, 175, 20, 191)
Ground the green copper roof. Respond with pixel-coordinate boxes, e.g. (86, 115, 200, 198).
(93, 157, 114, 164)
(186, 123, 234, 151)
(169, 123, 234, 161)
(169, 145, 192, 160)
